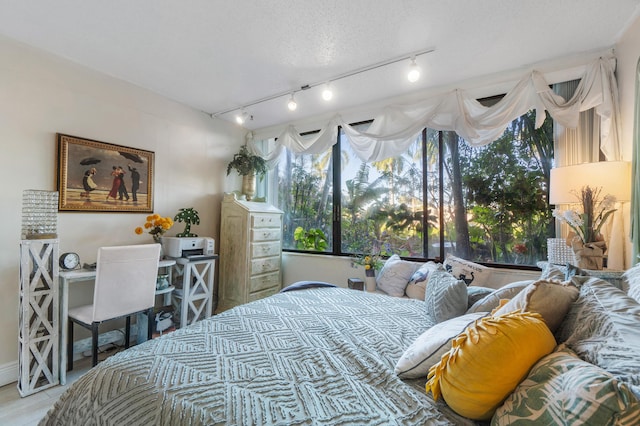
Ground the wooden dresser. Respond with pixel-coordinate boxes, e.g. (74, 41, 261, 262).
(217, 193, 283, 313)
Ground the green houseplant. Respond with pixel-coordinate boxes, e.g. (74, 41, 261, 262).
(226, 145, 268, 201)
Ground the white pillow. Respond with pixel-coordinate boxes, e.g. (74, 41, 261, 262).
(376, 254, 418, 297)
(443, 255, 493, 287)
(395, 312, 488, 379)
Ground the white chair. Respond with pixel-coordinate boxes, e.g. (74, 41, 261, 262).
(67, 244, 161, 369)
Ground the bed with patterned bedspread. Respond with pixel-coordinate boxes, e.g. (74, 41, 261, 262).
(39, 287, 474, 425)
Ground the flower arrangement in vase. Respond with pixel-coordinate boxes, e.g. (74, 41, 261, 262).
(135, 214, 174, 243)
(552, 186, 616, 269)
(354, 252, 385, 292)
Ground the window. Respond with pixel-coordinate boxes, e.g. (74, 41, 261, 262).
(272, 139, 333, 252)
(272, 109, 555, 267)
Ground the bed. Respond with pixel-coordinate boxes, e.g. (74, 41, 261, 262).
(40, 286, 474, 425)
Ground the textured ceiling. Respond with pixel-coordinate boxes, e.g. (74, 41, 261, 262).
(0, 0, 639, 130)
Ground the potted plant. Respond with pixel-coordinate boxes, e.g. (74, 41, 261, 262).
(226, 145, 268, 201)
(174, 207, 200, 237)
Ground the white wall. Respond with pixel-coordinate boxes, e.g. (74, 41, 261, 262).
(0, 35, 245, 384)
(613, 13, 640, 266)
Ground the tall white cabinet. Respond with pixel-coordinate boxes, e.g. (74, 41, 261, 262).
(217, 193, 283, 313)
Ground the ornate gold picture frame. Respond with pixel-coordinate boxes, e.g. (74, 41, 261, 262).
(56, 133, 154, 212)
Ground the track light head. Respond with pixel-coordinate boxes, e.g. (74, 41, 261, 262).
(407, 57, 420, 83)
(287, 94, 298, 111)
(322, 83, 333, 101)
(235, 110, 248, 125)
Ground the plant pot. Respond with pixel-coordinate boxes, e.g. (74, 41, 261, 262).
(365, 269, 376, 292)
(242, 173, 257, 201)
(571, 238, 606, 270)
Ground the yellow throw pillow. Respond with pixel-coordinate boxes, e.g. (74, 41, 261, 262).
(425, 311, 556, 421)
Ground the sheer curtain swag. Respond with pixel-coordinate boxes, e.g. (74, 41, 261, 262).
(248, 57, 620, 164)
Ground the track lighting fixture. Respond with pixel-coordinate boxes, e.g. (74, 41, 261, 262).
(407, 57, 420, 83)
(211, 47, 435, 121)
(287, 94, 298, 111)
(322, 83, 333, 101)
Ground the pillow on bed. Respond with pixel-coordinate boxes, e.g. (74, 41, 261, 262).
(395, 312, 488, 379)
(443, 255, 492, 287)
(466, 280, 533, 314)
(493, 347, 640, 425)
(492, 279, 579, 332)
(539, 262, 565, 281)
(425, 311, 556, 421)
(405, 261, 440, 300)
(376, 254, 418, 297)
(424, 268, 467, 323)
(467, 286, 494, 309)
(623, 262, 640, 304)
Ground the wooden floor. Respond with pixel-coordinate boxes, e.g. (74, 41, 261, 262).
(0, 347, 122, 425)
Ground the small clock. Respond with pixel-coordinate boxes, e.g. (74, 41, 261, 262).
(59, 252, 80, 270)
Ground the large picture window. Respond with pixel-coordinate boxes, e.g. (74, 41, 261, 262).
(272, 109, 555, 267)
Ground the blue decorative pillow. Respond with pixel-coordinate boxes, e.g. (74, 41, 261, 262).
(424, 268, 467, 323)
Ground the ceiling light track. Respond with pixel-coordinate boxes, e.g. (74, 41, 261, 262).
(211, 47, 435, 120)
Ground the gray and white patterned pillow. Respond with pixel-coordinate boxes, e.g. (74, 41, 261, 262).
(424, 268, 467, 323)
(492, 347, 640, 425)
(555, 276, 640, 398)
(623, 262, 640, 304)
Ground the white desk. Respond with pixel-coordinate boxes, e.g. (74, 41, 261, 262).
(58, 259, 176, 385)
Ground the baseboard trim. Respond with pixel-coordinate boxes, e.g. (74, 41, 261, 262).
(0, 360, 18, 387)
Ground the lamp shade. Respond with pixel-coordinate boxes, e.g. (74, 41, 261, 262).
(549, 161, 631, 204)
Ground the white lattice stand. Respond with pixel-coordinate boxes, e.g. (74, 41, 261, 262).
(18, 239, 59, 396)
(171, 256, 217, 327)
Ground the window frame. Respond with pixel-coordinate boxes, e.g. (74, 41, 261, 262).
(277, 120, 549, 271)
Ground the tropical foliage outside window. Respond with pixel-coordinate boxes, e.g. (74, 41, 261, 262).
(271, 109, 555, 267)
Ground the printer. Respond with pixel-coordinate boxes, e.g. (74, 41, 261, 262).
(161, 236, 215, 258)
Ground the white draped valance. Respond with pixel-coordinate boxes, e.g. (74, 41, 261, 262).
(248, 57, 621, 163)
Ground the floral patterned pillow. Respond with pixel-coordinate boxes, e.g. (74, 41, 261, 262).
(492, 347, 640, 425)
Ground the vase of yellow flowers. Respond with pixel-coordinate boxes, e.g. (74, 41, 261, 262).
(355, 253, 383, 292)
(552, 186, 615, 270)
(135, 214, 174, 257)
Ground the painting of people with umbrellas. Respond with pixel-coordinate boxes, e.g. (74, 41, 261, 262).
(56, 133, 154, 212)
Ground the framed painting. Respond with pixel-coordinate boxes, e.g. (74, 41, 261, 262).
(56, 134, 154, 212)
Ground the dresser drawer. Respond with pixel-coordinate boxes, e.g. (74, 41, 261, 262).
(251, 256, 280, 276)
(251, 228, 281, 242)
(249, 286, 280, 302)
(251, 214, 281, 229)
(251, 241, 281, 258)
(250, 272, 280, 292)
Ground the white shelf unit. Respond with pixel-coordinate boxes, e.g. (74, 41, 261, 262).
(18, 239, 59, 396)
(171, 256, 216, 327)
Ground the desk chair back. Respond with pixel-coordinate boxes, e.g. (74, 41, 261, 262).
(92, 244, 161, 322)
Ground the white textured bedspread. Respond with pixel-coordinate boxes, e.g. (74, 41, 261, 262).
(40, 287, 474, 425)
